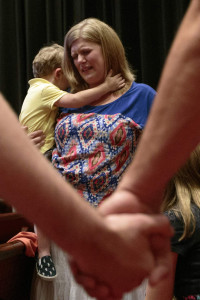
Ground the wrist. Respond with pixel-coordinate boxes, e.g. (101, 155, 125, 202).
(99, 188, 156, 216)
(68, 211, 112, 264)
(103, 81, 109, 92)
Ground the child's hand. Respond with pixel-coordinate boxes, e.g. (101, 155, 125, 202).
(105, 70, 125, 92)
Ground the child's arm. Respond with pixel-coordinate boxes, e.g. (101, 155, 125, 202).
(55, 71, 125, 108)
(145, 252, 177, 300)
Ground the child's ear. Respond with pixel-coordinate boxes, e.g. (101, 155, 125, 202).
(55, 68, 62, 79)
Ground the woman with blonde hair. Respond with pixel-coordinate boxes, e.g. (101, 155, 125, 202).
(145, 145, 200, 300)
(64, 18, 135, 95)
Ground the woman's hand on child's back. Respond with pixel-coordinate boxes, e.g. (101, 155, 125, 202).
(22, 126, 45, 149)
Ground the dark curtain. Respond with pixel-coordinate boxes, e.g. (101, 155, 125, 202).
(0, 0, 189, 114)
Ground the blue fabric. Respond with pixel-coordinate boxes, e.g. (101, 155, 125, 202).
(60, 81, 156, 129)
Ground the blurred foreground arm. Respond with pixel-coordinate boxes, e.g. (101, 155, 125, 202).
(100, 0, 200, 216)
(0, 93, 172, 299)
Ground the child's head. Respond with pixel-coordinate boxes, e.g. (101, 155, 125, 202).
(32, 43, 64, 78)
(162, 144, 200, 240)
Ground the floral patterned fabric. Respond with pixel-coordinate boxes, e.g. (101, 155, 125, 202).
(52, 112, 142, 206)
(52, 82, 156, 206)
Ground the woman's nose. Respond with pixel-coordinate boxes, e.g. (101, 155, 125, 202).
(78, 54, 86, 63)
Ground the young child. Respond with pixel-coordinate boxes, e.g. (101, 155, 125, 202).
(19, 43, 125, 281)
(20, 43, 124, 156)
(145, 145, 200, 300)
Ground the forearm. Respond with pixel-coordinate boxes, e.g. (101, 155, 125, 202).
(145, 252, 176, 300)
(145, 275, 173, 300)
(58, 83, 108, 108)
(119, 0, 200, 210)
(0, 93, 108, 259)
(74, 83, 109, 106)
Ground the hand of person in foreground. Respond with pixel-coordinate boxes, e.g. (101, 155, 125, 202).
(98, 189, 174, 284)
(99, 188, 155, 216)
(70, 212, 173, 300)
(22, 126, 45, 149)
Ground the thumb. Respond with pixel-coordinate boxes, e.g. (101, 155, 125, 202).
(144, 215, 174, 238)
(148, 234, 172, 286)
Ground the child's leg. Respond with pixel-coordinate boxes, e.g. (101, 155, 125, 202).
(36, 226, 51, 258)
(34, 148, 57, 280)
(35, 226, 57, 281)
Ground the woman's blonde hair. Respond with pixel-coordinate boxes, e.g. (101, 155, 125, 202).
(161, 144, 200, 240)
(32, 43, 64, 78)
(63, 18, 135, 93)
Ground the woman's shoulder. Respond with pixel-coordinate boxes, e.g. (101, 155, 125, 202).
(164, 210, 180, 223)
(131, 81, 156, 95)
(164, 205, 200, 230)
(192, 204, 200, 223)
(121, 81, 156, 108)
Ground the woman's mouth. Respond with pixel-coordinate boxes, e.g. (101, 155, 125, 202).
(80, 65, 92, 73)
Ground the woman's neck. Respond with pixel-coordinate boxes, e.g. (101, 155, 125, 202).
(90, 82, 132, 106)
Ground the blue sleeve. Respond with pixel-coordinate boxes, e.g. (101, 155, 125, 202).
(127, 83, 156, 128)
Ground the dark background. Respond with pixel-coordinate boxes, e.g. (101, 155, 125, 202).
(0, 0, 189, 115)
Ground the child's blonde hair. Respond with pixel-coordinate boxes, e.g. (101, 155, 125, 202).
(32, 43, 64, 78)
(64, 18, 135, 94)
(162, 144, 200, 240)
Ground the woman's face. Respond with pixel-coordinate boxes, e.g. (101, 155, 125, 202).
(70, 38, 106, 88)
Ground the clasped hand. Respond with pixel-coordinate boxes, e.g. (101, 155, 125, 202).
(69, 190, 173, 300)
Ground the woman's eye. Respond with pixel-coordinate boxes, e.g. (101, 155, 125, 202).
(82, 50, 90, 55)
(71, 54, 77, 60)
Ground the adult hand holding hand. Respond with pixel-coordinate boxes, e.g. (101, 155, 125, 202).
(70, 212, 173, 300)
(99, 189, 173, 286)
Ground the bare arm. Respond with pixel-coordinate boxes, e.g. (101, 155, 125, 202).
(55, 71, 125, 108)
(99, 0, 200, 215)
(121, 0, 200, 208)
(0, 94, 104, 257)
(0, 93, 172, 299)
(145, 252, 177, 300)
